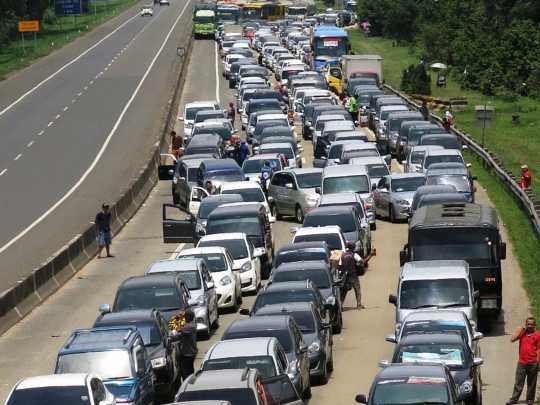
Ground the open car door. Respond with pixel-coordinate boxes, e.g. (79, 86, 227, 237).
(162, 204, 196, 244)
(188, 187, 210, 217)
(262, 374, 303, 405)
(158, 153, 178, 181)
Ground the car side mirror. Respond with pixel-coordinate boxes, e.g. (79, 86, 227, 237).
(269, 216, 276, 224)
(473, 290, 480, 302)
(298, 344, 308, 353)
(285, 183, 295, 190)
(385, 334, 397, 343)
(473, 331, 484, 341)
(500, 242, 507, 260)
(239, 308, 250, 316)
(254, 247, 264, 257)
(290, 227, 299, 233)
(168, 169, 174, 175)
(99, 304, 111, 313)
(355, 395, 367, 404)
(401, 160, 406, 165)
(466, 163, 472, 168)
(462, 145, 469, 150)
(457, 392, 469, 402)
(188, 299, 199, 307)
(389, 294, 397, 305)
(378, 360, 389, 368)
(267, 196, 274, 203)
(399, 250, 407, 267)
(334, 159, 340, 164)
(206, 281, 215, 290)
(472, 176, 478, 180)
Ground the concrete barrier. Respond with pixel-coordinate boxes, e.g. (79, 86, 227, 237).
(0, 21, 195, 337)
(411, 94, 469, 112)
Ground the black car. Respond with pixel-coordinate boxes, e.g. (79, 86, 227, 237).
(303, 205, 370, 257)
(268, 260, 344, 334)
(229, 58, 258, 88)
(356, 362, 469, 405)
(303, 104, 344, 139)
(106, 274, 197, 323)
(253, 303, 333, 385)
(383, 331, 483, 405)
(221, 315, 312, 399)
(195, 194, 244, 243)
(273, 241, 332, 271)
(93, 309, 180, 401)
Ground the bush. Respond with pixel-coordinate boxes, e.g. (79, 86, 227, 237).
(42, 7, 57, 25)
(401, 64, 431, 95)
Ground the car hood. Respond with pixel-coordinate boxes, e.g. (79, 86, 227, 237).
(146, 344, 166, 360)
(450, 368, 469, 385)
(248, 234, 264, 248)
(391, 191, 415, 203)
(104, 380, 136, 402)
(302, 331, 318, 346)
(343, 230, 359, 244)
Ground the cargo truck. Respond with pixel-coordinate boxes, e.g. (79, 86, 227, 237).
(326, 54, 383, 98)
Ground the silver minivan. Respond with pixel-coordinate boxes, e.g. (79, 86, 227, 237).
(389, 260, 479, 328)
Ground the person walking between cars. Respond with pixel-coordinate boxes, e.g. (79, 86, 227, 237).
(420, 101, 430, 121)
(442, 117, 451, 133)
(178, 309, 198, 382)
(339, 241, 376, 309)
(171, 131, 184, 160)
(506, 317, 540, 405)
(95, 203, 114, 259)
(348, 94, 358, 125)
(521, 165, 532, 190)
(227, 102, 236, 127)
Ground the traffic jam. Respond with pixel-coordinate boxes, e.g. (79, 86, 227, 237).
(5, 8, 506, 405)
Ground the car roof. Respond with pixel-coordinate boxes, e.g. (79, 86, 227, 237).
(196, 110, 224, 117)
(200, 194, 243, 204)
(378, 363, 447, 378)
(220, 181, 263, 190)
(275, 260, 328, 272)
(277, 241, 329, 252)
(388, 173, 426, 180)
(426, 168, 469, 176)
(295, 225, 341, 235)
(400, 331, 465, 344)
(186, 101, 218, 108)
(349, 156, 386, 165)
(179, 246, 229, 256)
(419, 193, 467, 204)
(318, 192, 361, 204)
(94, 310, 157, 324)
(254, 302, 316, 316)
(209, 203, 263, 218)
(307, 205, 353, 217)
(323, 165, 368, 176)
(205, 337, 279, 359)
(199, 233, 247, 242)
(15, 374, 92, 389)
(343, 143, 377, 151)
(401, 260, 469, 280)
(183, 369, 256, 391)
(182, 158, 208, 168)
(425, 149, 462, 156)
(404, 310, 469, 323)
(202, 160, 241, 169)
(260, 142, 293, 149)
(258, 113, 286, 120)
(120, 274, 182, 288)
(410, 145, 445, 152)
(146, 258, 203, 273)
(226, 316, 293, 332)
(284, 168, 322, 175)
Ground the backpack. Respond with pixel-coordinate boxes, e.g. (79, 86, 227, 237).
(342, 251, 365, 276)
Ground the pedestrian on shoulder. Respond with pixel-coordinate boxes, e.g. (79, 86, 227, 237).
(521, 165, 532, 190)
(507, 317, 540, 405)
(442, 117, 451, 133)
(339, 241, 376, 309)
(95, 203, 114, 259)
(178, 309, 198, 382)
(445, 110, 454, 125)
(171, 131, 184, 160)
(420, 101, 430, 121)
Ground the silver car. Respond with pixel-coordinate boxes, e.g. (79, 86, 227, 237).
(402, 145, 444, 173)
(372, 173, 426, 222)
(268, 168, 322, 223)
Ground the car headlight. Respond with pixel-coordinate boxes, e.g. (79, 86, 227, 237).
(197, 295, 205, 306)
(151, 357, 167, 369)
(394, 199, 410, 205)
(289, 360, 298, 374)
(395, 322, 402, 334)
(460, 380, 473, 394)
(196, 317, 204, 324)
(240, 261, 252, 272)
(302, 194, 318, 203)
(220, 276, 232, 286)
(326, 296, 335, 305)
(308, 341, 321, 353)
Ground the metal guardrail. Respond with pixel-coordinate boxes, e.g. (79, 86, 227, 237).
(384, 84, 540, 239)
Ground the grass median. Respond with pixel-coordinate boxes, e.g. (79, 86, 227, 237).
(0, 0, 141, 81)
(348, 31, 540, 315)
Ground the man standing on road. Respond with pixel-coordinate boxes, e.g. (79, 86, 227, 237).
(507, 317, 540, 405)
(95, 203, 114, 259)
(348, 94, 358, 125)
(178, 309, 198, 382)
(339, 241, 376, 309)
(420, 101, 430, 121)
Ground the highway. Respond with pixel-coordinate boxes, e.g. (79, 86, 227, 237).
(0, 0, 195, 293)
(0, 37, 532, 404)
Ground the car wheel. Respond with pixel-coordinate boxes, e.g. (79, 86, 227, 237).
(295, 205, 304, 223)
(370, 221, 377, 231)
(162, 385, 176, 403)
(389, 204, 396, 223)
(200, 329, 211, 341)
(211, 311, 219, 329)
(172, 193, 180, 205)
(327, 349, 334, 372)
(231, 297, 239, 313)
(316, 360, 328, 385)
(236, 291, 243, 304)
(332, 313, 342, 334)
(271, 203, 282, 220)
(302, 378, 312, 399)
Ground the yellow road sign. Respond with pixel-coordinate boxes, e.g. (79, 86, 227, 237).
(18, 21, 39, 32)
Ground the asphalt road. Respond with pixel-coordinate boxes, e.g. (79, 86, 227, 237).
(0, 0, 195, 293)
(0, 37, 532, 405)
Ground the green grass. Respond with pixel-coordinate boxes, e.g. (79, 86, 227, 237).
(0, 0, 141, 80)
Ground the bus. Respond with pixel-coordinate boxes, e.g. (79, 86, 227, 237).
(310, 26, 350, 64)
(216, 4, 242, 25)
(242, 2, 284, 21)
(194, 10, 216, 38)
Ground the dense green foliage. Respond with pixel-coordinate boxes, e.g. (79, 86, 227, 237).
(401, 64, 431, 95)
(357, 0, 540, 96)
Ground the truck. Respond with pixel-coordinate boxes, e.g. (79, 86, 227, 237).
(287, 0, 316, 19)
(194, 10, 216, 39)
(222, 24, 243, 39)
(325, 54, 383, 98)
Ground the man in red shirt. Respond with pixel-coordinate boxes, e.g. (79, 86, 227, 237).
(507, 317, 540, 405)
(520, 165, 532, 190)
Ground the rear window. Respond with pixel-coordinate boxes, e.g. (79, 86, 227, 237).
(304, 212, 355, 233)
(323, 175, 370, 194)
(223, 327, 293, 352)
(177, 389, 257, 405)
(274, 248, 329, 268)
(273, 268, 331, 289)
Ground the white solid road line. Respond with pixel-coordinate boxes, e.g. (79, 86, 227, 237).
(0, 169, 7, 176)
(0, 12, 141, 118)
(0, 0, 193, 256)
(214, 42, 220, 105)
(168, 243, 186, 260)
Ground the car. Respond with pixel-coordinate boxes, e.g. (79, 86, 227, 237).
(348, 156, 390, 187)
(268, 168, 322, 223)
(54, 326, 154, 405)
(184, 134, 227, 159)
(174, 368, 304, 405)
(217, 181, 270, 214)
(315, 192, 373, 233)
(221, 316, 311, 399)
(224, 54, 247, 79)
(171, 157, 210, 207)
(258, 142, 297, 169)
(421, 149, 465, 173)
(197, 159, 244, 190)
(195, 194, 244, 242)
(259, 136, 303, 168)
(252, 303, 333, 384)
(398, 124, 445, 162)
(385, 111, 424, 154)
(372, 173, 426, 222)
(336, 142, 387, 166)
(355, 363, 469, 405)
(382, 331, 483, 405)
(313, 140, 366, 168)
(268, 261, 344, 333)
(385, 310, 484, 357)
(141, 5, 153, 16)
(425, 166, 477, 203)
(273, 241, 332, 271)
(191, 122, 236, 144)
(291, 225, 346, 252)
(201, 337, 291, 378)
(242, 153, 286, 181)
(419, 134, 467, 152)
(159, 0, 169, 5)
(177, 247, 242, 310)
(5, 374, 116, 405)
(102, 274, 198, 323)
(303, 205, 371, 257)
(179, 101, 220, 137)
(144, 258, 219, 340)
(402, 145, 444, 173)
(197, 233, 262, 293)
(417, 192, 468, 209)
(93, 309, 180, 400)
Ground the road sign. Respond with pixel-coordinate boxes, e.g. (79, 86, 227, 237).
(55, 0, 82, 16)
(474, 105, 494, 128)
(18, 21, 39, 32)
(177, 47, 186, 56)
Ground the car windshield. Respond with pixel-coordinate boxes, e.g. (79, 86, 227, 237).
(389, 117, 413, 131)
(422, 137, 460, 149)
(260, 146, 294, 159)
(56, 351, 133, 380)
(224, 328, 293, 352)
(275, 248, 329, 268)
(186, 106, 214, 120)
(223, 188, 265, 203)
(199, 201, 227, 220)
(197, 239, 248, 260)
(202, 355, 277, 378)
(402, 320, 469, 342)
(187, 167, 199, 181)
(294, 233, 342, 250)
(256, 121, 287, 135)
(181, 254, 227, 272)
(6, 386, 91, 405)
(194, 126, 232, 141)
(252, 103, 281, 114)
(366, 164, 389, 178)
(273, 268, 331, 289)
(397, 343, 465, 368)
(116, 287, 184, 312)
(206, 170, 244, 182)
(391, 177, 425, 192)
(409, 128, 445, 141)
(316, 118, 343, 131)
(296, 172, 321, 188)
(373, 378, 449, 405)
(410, 151, 427, 164)
(282, 69, 303, 80)
(400, 279, 470, 309)
(177, 388, 257, 405)
(304, 213, 355, 233)
(195, 113, 223, 124)
(425, 176, 470, 192)
(323, 175, 370, 194)
(424, 155, 464, 168)
(253, 291, 317, 317)
(244, 158, 282, 173)
(207, 217, 261, 237)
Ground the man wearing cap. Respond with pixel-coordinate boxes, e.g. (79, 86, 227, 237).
(95, 203, 114, 259)
(521, 165, 532, 190)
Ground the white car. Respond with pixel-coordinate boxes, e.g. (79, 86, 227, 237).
(5, 373, 116, 405)
(223, 54, 246, 78)
(178, 101, 220, 138)
(290, 225, 347, 252)
(177, 246, 243, 310)
(141, 5, 153, 16)
(197, 233, 263, 293)
(217, 181, 270, 214)
(159, 0, 169, 5)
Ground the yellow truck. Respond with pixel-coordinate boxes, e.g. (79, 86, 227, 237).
(325, 54, 383, 98)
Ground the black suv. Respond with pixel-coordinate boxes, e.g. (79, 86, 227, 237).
(93, 309, 180, 401)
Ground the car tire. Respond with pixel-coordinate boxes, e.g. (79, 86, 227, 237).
(315, 360, 328, 385)
(370, 221, 377, 231)
(295, 205, 304, 224)
(327, 350, 334, 372)
(200, 328, 211, 341)
(231, 297, 239, 313)
(302, 379, 312, 399)
(271, 203, 282, 221)
(162, 385, 176, 403)
(332, 312, 343, 334)
(211, 311, 219, 329)
(389, 204, 396, 223)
